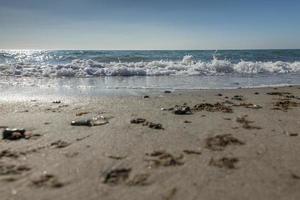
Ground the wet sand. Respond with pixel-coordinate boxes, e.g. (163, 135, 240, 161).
(0, 86, 300, 200)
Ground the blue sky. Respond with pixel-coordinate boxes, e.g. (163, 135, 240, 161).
(0, 0, 299, 50)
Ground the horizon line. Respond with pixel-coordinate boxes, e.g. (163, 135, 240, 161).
(1, 48, 300, 51)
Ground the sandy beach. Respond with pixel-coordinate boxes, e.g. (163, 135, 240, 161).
(0, 86, 300, 200)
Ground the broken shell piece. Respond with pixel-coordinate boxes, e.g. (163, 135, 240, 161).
(71, 116, 109, 127)
(246, 104, 262, 109)
(91, 116, 109, 126)
(161, 107, 174, 111)
(233, 103, 262, 109)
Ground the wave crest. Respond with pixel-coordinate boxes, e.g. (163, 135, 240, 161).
(1, 56, 300, 77)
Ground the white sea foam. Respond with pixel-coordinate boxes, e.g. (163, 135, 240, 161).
(0, 56, 300, 77)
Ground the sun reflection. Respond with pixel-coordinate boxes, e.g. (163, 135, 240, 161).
(0, 49, 48, 64)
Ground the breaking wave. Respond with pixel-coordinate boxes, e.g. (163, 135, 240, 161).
(0, 56, 300, 77)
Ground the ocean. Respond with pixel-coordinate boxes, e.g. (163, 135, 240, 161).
(0, 49, 300, 99)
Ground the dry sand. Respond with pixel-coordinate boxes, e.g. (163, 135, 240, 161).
(0, 86, 300, 200)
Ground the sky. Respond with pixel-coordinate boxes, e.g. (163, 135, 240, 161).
(0, 0, 300, 50)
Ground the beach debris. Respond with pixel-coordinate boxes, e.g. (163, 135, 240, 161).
(286, 95, 300, 99)
(193, 103, 233, 113)
(267, 91, 300, 100)
(130, 118, 146, 124)
(31, 173, 64, 188)
(254, 92, 260, 95)
(107, 155, 127, 160)
(161, 107, 174, 111)
(131, 118, 164, 130)
(173, 105, 192, 115)
(75, 111, 90, 116)
(164, 90, 172, 94)
(232, 95, 244, 101)
(102, 168, 132, 185)
(52, 100, 61, 104)
(205, 134, 245, 151)
(236, 115, 261, 129)
(17, 109, 29, 113)
(184, 120, 192, 123)
(183, 149, 202, 155)
(30, 133, 42, 140)
(289, 133, 298, 137)
(145, 150, 184, 167)
(2, 128, 32, 140)
(144, 122, 163, 130)
(291, 173, 300, 180)
(233, 103, 262, 109)
(284, 131, 298, 137)
(0, 162, 30, 175)
(51, 140, 70, 148)
(127, 173, 150, 186)
(266, 92, 291, 96)
(244, 104, 262, 109)
(143, 95, 150, 98)
(71, 119, 93, 126)
(71, 115, 109, 126)
(209, 157, 239, 169)
(217, 93, 223, 96)
(272, 100, 300, 111)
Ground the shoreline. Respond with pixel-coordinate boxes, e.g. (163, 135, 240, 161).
(1, 74, 300, 101)
(0, 84, 299, 103)
(0, 85, 300, 200)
